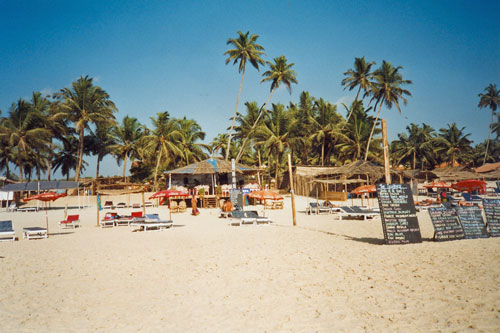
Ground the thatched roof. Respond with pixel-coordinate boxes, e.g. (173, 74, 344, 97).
(296, 160, 404, 182)
(165, 158, 256, 175)
(475, 162, 500, 173)
(431, 166, 483, 182)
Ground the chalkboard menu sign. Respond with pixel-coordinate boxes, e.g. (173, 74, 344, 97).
(377, 184, 422, 244)
(483, 199, 500, 237)
(428, 207, 464, 241)
(455, 206, 488, 239)
(229, 189, 243, 208)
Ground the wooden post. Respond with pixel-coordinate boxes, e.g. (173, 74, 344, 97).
(382, 118, 392, 184)
(288, 154, 297, 226)
(141, 191, 146, 215)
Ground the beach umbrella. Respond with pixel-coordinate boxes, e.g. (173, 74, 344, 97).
(248, 190, 283, 201)
(149, 189, 189, 199)
(423, 182, 451, 189)
(350, 185, 377, 195)
(24, 192, 67, 202)
(451, 179, 487, 193)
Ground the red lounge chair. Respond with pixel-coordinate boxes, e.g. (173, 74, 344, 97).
(100, 212, 118, 228)
(59, 214, 80, 229)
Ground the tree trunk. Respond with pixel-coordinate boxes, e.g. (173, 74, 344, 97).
(96, 154, 102, 179)
(122, 151, 128, 178)
(364, 97, 384, 161)
(346, 85, 362, 121)
(321, 138, 325, 166)
(483, 110, 494, 165)
(74, 126, 85, 182)
(413, 151, 416, 170)
(47, 140, 53, 181)
(235, 88, 276, 163)
(275, 152, 280, 190)
(226, 69, 246, 160)
(18, 155, 23, 182)
(153, 147, 163, 191)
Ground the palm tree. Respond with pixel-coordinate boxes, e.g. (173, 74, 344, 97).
(224, 30, 265, 160)
(288, 92, 315, 165)
(56, 75, 117, 181)
(111, 116, 144, 178)
(478, 83, 500, 165)
(309, 98, 345, 166)
(364, 61, 412, 161)
(435, 123, 473, 167)
(209, 133, 229, 157)
(0, 99, 51, 181)
(87, 121, 117, 178)
(341, 57, 375, 120)
(236, 55, 298, 162)
(52, 135, 84, 180)
(143, 111, 182, 189)
(254, 103, 291, 189)
(177, 117, 208, 166)
(391, 123, 437, 169)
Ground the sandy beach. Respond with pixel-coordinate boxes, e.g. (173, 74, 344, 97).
(1, 194, 499, 331)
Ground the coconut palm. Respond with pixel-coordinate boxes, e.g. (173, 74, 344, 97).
(478, 83, 500, 165)
(52, 135, 85, 180)
(364, 61, 412, 161)
(110, 116, 144, 178)
(209, 133, 229, 157)
(87, 121, 117, 178)
(288, 92, 315, 165)
(309, 98, 345, 166)
(236, 55, 298, 162)
(177, 117, 208, 166)
(254, 103, 291, 189)
(56, 75, 117, 181)
(391, 123, 437, 169)
(341, 57, 375, 120)
(143, 111, 182, 189)
(435, 123, 473, 167)
(224, 30, 265, 160)
(0, 99, 51, 181)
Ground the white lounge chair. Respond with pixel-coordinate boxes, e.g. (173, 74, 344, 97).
(59, 214, 80, 229)
(7, 202, 17, 212)
(116, 202, 127, 209)
(23, 227, 47, 240)
(229, 210, 255, 226)
(307, 202, 331, 215)
(244, 211, 271, 224)
(100, 212, 118, 228)
(0, 220, 16, 241)
(130, 214, 173, 232)
(333, 206, 380, 221)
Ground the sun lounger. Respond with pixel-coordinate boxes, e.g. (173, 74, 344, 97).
(17, 206, 37, 212)
(229, 210, 255, 226)
(333, 206, 380, 220)
(100, 212, 118, 228)
(103, 201, 114, 209)
(143, 201, 154, 207)
(59, 214, 80, 229)
(23, 227, 47, 240)
(132, 203, 141, 209)
(307, 202, 331, 215)
(115, 211, 144, 226)
(244, 211, 271, 224)
(130, 213, 173, 232)
(0, 221, 16, 241)
(7, 203, 17, 212)
(116, 202, 127, 208)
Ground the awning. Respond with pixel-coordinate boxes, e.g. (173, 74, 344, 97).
(0, 181, 79, 192)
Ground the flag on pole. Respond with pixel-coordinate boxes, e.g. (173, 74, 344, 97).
(97, 194, 103, 211)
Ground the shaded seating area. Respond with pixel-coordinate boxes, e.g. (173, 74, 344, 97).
(59, 214, 80, 229)
(130, 214, 173, 232)
(0, 220, 16, 241)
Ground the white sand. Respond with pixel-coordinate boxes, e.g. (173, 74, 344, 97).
(1, 194, 499, 331)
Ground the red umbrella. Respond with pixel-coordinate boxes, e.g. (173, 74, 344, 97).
(423, 182, 451, 189)
(350, 185, 376, 195)
(149, 189, 189, 199)
(451, 180, 487, 193)
(24, 192, 67, 202)
(248, 190, 283, 200)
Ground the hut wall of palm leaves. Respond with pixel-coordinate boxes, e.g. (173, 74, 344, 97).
(0, 57, 497, 186)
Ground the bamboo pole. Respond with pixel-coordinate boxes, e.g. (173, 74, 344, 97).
(288, 154, 297, 226)
(142, 192, 146, 215)
(382, 119, 392, 184)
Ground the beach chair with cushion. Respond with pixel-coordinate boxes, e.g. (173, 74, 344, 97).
(244, 211, 271, 224)
(115, 211, 144, 226)
(143, 201, 154, 208)
(116, 202, 127, 209)
(0, 220, 16, 241)
(178, 200, 187, 213)
(22, 227, 47, 240)
(273, 200, 284, 209)
(229, 210, 255, 226)
(103, 201, 114, 209)
(130, 213, 173, 232)
(307, 202, 331, 215)
(333, 206, 379, 221)
(100, 212, 118, 228)
(132, 203, 141, 209)
(59, 214, 80, 229)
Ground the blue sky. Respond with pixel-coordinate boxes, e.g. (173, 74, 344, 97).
(1, 0, 499, 178)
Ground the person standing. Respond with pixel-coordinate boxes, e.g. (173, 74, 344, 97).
(191, 194, 200, 216)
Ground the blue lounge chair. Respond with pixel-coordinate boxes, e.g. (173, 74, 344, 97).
(0, 220, 16, 241)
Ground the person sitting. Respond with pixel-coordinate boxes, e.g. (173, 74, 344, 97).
(222, 200, 233, 213)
